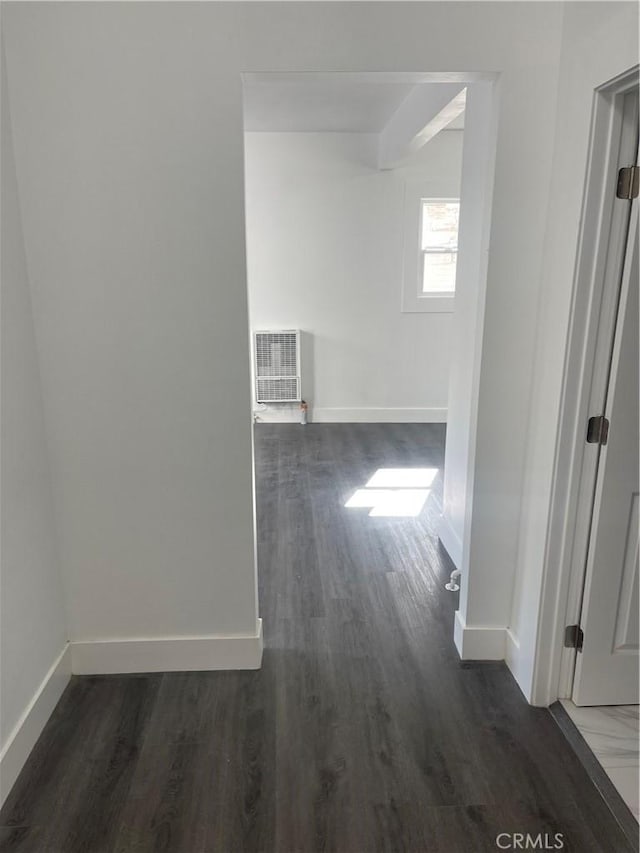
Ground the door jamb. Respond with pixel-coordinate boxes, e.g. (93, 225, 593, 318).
(531, 65, 639, 707)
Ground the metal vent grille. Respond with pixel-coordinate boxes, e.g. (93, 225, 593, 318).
(254, 330, 301, 403)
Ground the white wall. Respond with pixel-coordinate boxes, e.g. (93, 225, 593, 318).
(439, 82, 497, 577)
(1, 45, 70, 803)
(2, 1, 573, 692)
(1, 4, 263, 663)
(507, 1, 640, 703)
(245, 130, 463, 423)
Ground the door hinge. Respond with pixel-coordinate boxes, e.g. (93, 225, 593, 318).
(586, 415, 609, 445)
(564, 624, 584, 651)
(617, 166, 639, 200)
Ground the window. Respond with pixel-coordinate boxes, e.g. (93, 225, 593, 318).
(421, 200, 459, 294)
(401, 184, 458, 313)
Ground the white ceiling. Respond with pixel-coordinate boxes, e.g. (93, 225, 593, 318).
(243, 76, 465, 134)
(243, 79, 414, 132)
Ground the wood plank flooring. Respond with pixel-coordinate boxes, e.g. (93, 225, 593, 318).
(0, 424, 634, 852)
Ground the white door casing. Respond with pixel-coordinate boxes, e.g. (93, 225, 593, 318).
(530, 70, 640, 709)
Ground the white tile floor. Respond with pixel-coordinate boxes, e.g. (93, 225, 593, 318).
(561, 701, 639, 821)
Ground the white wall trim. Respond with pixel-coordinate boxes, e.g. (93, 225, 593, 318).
(453, 611, 505, 660)
(437, 512, 462, 569)
(70, 620, 264, 675)
(0, 644, 71, 807)
(440, 80, 499, 646)
(312, 407, 446, 424)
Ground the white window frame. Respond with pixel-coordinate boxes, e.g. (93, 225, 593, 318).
(401, 184, 457, 313)
(420, 198, 459, 295)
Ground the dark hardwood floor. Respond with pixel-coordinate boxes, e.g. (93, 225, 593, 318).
(0, 424, 633, 852)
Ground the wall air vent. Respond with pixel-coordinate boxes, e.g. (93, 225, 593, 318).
(254, 330, 301, 403)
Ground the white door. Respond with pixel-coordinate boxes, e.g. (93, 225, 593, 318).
(573, 195, 639, 706)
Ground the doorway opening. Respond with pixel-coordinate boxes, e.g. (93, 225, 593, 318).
(241, 71, 498, 658)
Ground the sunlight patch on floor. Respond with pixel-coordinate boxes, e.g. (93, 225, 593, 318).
(344, 468, 439, 517)
(365, 468, 438, 489)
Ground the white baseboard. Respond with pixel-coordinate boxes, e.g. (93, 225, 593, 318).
(312, 407, 447, 423)
(0, 644, 71, 807)
(454, 611, 505, 660)
(437, 513, 462, 569)
(70, 619, 264, 675)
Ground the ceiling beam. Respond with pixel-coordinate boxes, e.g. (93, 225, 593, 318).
(377, 84, 466, 170)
